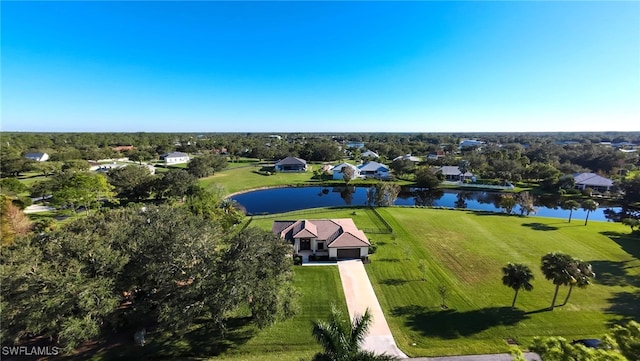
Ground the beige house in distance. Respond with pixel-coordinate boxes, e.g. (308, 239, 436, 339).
(272, 219, 370, 261)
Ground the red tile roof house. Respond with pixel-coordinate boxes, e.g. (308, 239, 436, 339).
(274, 156, 307, 172)
(272, 219, 370, 262)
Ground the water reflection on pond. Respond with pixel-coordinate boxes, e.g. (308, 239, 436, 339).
(231, 186, 621, 221)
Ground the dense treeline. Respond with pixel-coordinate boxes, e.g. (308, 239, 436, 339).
(1, 204, 294, 353)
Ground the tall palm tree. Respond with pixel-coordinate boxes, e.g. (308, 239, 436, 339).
(502, 263, 535, 308)
(561, 260, 595, 306)
(540, 252, 575, 310)
(311, 306, 398, 361)
(581, 199, 599, 226)
(561, 200, 580, 223)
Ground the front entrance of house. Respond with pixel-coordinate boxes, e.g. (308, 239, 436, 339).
(300, 239, 311, 251)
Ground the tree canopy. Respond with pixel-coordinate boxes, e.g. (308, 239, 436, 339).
(1, 204, 294, 353)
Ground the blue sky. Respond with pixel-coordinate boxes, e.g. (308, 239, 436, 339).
(2, 1, 639, 133)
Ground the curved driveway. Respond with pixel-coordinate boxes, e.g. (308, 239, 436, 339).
(337, 259, 408, 358)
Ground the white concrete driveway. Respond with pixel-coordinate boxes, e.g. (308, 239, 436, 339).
(338, 259, 408, 359)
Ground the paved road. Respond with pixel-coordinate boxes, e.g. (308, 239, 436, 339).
(24, 204, 54, 213)
(337, 259, 408, 358)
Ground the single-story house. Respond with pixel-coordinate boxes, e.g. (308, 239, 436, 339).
(274, 156, 307, 172)
(91, 163, 126, 172)
(346, 142, 365, 149)
(427, 151, 446, 160)
(358, 161, 390, 179)
(459, 139, 485, 149)
(393, 154, 421, 162)
(361, 150, 379, 159)
(573, 173, 614, 193)
(272, 218, 370, 261)
(439, 166, 474, 182)
(332, 162, 361, 180)
(24, 152, 49, 162)
(160, 152, 190, 165)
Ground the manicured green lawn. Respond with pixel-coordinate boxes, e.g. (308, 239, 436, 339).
(200, 166, 323, 195)
(251, 207, 640, 357)
(89, 266, 347, 361)
(212, 266, 348, 360)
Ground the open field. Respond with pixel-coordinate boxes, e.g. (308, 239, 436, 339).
(252, 207, 640, 357)
(200, 163, 414, 196)
(200, 165, 323, 195)
(84, 266, 347, 361)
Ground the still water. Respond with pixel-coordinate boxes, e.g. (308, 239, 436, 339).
(231, 186, 620, 221)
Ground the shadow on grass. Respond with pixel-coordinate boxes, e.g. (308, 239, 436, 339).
(390, 305, 528, 339)
(591, 260, 640, 288)
(521, 223, 559, 231)
(600, 231, 640, 260)
(380, 278, 409, 286)
(470, 211, 509, 217)
(376, 258, 401, 263)
(76, 317, 255, 360)
(605, 290, 640, 323)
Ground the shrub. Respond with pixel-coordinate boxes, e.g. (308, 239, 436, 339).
(368, 243, 378, 254)
(293, 255, 302, 265)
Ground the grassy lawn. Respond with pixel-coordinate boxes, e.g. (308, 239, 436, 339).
(250, 207, 640, 357)
(199, 164, 413, 196)
(212, 266, 348, 360)
(200, 166, 322, 195)
(86, 266, 347, 361)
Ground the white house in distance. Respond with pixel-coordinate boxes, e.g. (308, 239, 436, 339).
(573, 172, 614, 193)
(361, 150, 379, 159)
(272, 219, 370, 261)
(274, 156, 307, 172)
(24, 152, 49, 162)
(332, 162, 361, 180)
(160, 152, 190, 165)
(358, 161, 390, 179)
(393, 154, 421, 162)
(459, 139, 485, 149)
(439, 166, 474, 182)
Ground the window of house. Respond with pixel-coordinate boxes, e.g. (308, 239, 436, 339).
(317, 242, 324, 250)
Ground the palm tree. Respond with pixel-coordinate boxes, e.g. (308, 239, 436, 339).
(561, 260, 595, 306)
(311, 305, 398, 361)
(561, 200, 580, 223)
(540, 252, 575, 310)
(581, 199, 599, 226)
(502, 263, 535, 308)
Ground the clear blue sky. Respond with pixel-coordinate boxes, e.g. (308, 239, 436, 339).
(2, 1, 639, 133)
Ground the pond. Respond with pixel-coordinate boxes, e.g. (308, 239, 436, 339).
(231, 186, 621, 221)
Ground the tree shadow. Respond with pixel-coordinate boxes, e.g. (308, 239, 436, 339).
(77, 317, 255, 360)
(380, 278, 408, 286)
(605, 290, 640, 323)
(471, 211, 509, 217)
(390, 305, 528, 339)
(590, 260, 640, 288)
(600, 231, 640, 260)
(521, 223, 559, 231)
